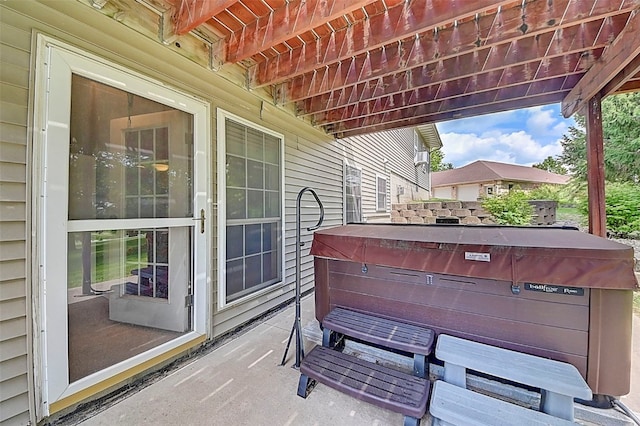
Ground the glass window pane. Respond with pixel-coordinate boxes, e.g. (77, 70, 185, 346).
(226, 259, 244, 297)
(68, 75, 193, 220)
(263, 252, 277, 282)
(247, 160, 264, 189)
(226, 225, 244, 259)
(264, 134, 280, 164)
(226, 120, 246, 157)
(246, 127, 263, 161)
(265, 164, 279, 190)
(245, 224, 262, 255)
(226, 155, 246, 188)
(265, 191, 280, 217)
(262, 223, 272, 251)
(247, 190, 264, 218)
(227, 188, 246, 219)
(245, 255, 262, 288)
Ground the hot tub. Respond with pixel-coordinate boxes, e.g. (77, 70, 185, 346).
(310, 224, 638, 398)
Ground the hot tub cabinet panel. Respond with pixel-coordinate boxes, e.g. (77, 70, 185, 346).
(310, 225, 638, 397)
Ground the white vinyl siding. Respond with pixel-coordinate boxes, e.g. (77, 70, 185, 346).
(0, 8, 32, 426)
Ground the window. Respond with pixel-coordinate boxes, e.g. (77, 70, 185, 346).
(376, 175, 388, 211)
(344, 163, 362, 223)
(218, 111, 284, 305)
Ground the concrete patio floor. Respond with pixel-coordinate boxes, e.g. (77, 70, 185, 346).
(73, 294, 640, 426)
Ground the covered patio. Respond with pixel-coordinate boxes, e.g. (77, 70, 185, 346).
(62, 294, 639, 425)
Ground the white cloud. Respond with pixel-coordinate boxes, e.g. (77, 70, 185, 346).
(440, 130, 562, 167)
(435, 103, 574, 167)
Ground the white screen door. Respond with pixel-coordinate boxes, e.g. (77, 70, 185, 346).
(35, 38, 209, 411)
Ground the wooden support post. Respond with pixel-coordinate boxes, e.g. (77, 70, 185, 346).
(585, 93, 606, 238)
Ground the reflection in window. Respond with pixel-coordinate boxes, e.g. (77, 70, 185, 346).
(377, 175, 388, 211)
(224, 118, 282, 302)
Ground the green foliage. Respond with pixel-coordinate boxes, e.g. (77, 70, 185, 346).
(559, 92, 640, 183)
(578, 182, 640, 237)
(532, 156, 567, 175)
(528, 185, 561, 202)
(430, 148, 454, 172)
(481, 189, 534, 225)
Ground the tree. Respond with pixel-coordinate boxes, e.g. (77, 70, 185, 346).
(559, 92, 640, 183)
(533, 156, 567, 175)
(430, 148, 454, 172)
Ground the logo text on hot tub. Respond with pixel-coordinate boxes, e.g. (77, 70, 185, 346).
(524, 283, 584, 296)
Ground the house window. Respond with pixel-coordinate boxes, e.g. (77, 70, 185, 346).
(486, 186, 494, 195)
(219, 111, 284, 305)
(376, 175, 388, 211)
(344, 163, 362, 223)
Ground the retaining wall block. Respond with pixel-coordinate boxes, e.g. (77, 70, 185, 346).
(407, 203, 424, 210)
(402, 210, 417, 217)
(409, 216, 424, 223)
(461, 216, 482, 225)
(452, 209, 472, 217)
(462, 201, 482, 210)
(434, 209, 451, 217)
(417, 209, 433, 217)
(391, 203, 407, 211)
(442, 201, 462, 209)
(391, 217, 408, 223)
(424, 202, 442, 209)
(423, 216, 437, 224)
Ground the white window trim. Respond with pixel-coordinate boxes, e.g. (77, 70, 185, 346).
(376, 174, 389, 212)
(343, 161, 362, 224)
(216, 108, 286, 310)
(33, 34, 210, 415)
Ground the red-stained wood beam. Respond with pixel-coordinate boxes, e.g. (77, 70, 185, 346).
(278, 4, 632, 104)
(331, 92, 566, 138)
(585, 93, 607, 237)
(249, 0, 512, 87)
(311, 59, 583, 125)
(173, 0, 237, 35)
(602, 53, 640, 96)
(326, 84, 570, 134)
(562, 9, 640, 117)
(227, 0, 372, 63)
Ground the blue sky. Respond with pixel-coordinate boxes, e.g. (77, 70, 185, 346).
(435, 103, 575, 168)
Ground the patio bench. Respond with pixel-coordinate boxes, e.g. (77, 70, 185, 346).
(429, 380, 576, 426)
(298, 345, 430, 426)
(321, 307, 435, 378)
(432, 334, 592, 423)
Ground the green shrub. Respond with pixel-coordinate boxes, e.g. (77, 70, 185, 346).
(482, 189, 534, 225)
(528, 185, 561, 202)
(578, 182, 640, 237)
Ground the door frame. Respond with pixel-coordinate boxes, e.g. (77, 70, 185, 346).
(32, 34, 211, 416)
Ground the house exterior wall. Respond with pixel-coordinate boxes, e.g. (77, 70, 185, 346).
(340, 129, 430, 223)
(0, 1, 435, 423)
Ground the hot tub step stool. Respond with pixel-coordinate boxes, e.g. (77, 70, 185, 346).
(430, 334, 592, 424)
(298, 345, 430, 426)
(321, 307, 435, 378)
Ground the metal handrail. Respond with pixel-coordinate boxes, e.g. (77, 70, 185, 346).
(281, 187, 324, 368)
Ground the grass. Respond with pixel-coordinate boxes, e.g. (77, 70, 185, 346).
(635, 290, 640, 314)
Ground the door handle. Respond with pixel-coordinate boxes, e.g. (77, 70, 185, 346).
(193, 209, 205, 234)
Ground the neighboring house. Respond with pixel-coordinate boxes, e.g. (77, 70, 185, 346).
(0, 3, 441, 424)
(431, 160, 570, 201)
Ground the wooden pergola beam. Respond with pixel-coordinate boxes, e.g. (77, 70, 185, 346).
(173, 0, 236, 35)
(601, 54, 640, 95)
(562, 9, 640, 117)
(226, 0, 372, 63)
(249, 0, 509, 88)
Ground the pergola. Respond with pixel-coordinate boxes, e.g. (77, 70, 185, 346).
(135, 0, 640, 237)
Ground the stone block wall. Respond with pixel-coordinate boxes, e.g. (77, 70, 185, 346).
(391, 201, 495, 224)
(391, 200, 558, 225)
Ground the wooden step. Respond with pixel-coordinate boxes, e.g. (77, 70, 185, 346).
(430, 380, 576, 426)
(322, 307, 435, 355)
(298, 345, 430, 424)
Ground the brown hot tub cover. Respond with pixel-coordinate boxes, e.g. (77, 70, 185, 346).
(310, 224, 638, 290)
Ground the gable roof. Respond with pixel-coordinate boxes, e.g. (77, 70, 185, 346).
(431, 160, 570, 187)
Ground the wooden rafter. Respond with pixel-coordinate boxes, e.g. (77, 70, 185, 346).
(226, 0, 372, 63)
(562, 8, 640, 117)
(173, 0, 237, 35)
(277, 3, 633, 104)
(248, 0, 511, 88)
